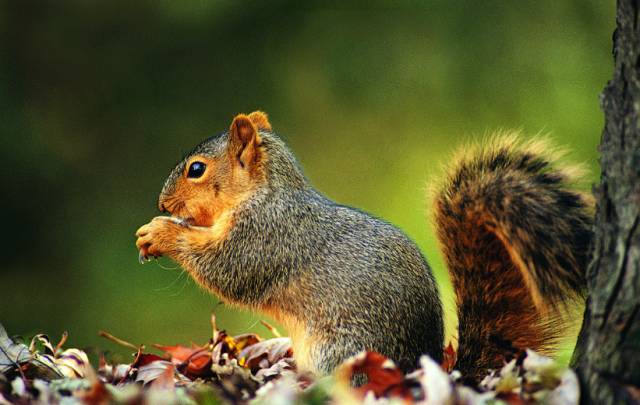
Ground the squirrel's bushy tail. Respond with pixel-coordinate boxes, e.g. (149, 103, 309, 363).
(432, 133, 593, 382)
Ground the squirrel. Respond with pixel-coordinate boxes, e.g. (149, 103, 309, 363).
(135, 111, 593, 382)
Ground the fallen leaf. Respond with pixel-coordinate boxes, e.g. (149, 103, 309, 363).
(154, 343, 205, 364)
(336, 351, 410, 401)
(545, 369, 580, 405)
(136, 360, 174, 385)
(29, 334, 56, 355)
(133, 353, 165, 368)
(149, 362, 175, 390)
(239, 337, 293, 374)
(54, 348, 90, 378)
(414, 355, 455, 405)
(0, 324, 32, 373)
(184, 348, 213, 377)
(441, 342, 457, 373)
(233, 334, 262, 352)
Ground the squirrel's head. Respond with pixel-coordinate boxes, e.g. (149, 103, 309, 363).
(158, 111, 275, 227)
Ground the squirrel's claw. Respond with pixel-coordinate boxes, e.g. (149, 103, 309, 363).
(138, 249, 157, 264)
(138, 250, 149, 264)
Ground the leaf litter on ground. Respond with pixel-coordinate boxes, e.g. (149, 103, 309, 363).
(0, 316, 579, 404)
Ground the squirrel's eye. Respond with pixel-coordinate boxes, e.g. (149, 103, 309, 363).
(187, 162, 207, 179)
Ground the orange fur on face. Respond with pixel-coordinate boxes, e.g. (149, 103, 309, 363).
(157, 113, 266, 242)
(161, 155, 222, 227)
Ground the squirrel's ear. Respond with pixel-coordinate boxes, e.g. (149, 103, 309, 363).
(229, 114, 261, 168)
(248, 111, 272, 132)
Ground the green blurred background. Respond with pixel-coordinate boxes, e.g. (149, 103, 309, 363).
(1, 1, 613, 363)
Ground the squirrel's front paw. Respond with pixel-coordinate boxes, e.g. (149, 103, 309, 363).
(135, 216, 183, 263)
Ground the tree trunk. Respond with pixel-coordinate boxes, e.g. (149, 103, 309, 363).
(571, 1, 640, 404)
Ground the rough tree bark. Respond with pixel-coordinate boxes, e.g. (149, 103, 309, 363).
(571, 1, 640, 404)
